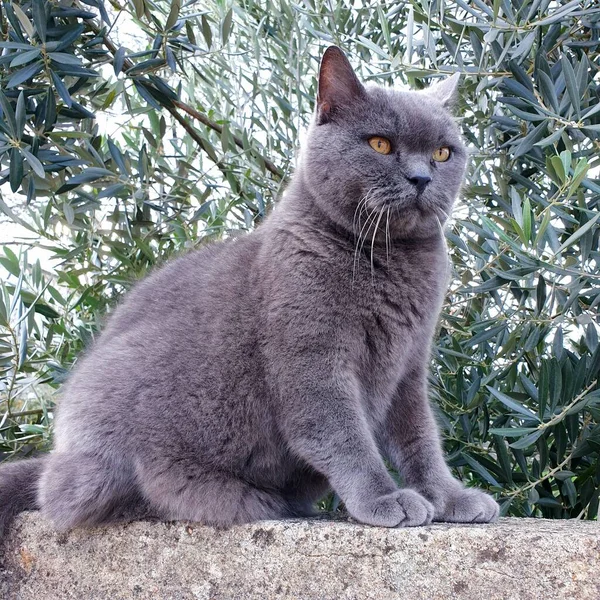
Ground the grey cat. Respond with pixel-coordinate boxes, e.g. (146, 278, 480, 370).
(0, 46, 499, 536)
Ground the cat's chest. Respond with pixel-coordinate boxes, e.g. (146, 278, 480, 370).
(355, 251, 445, 338)
(351, 253, 446, 401)
(357, 279, 434, 367)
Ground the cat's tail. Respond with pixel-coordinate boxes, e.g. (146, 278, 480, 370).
(0, 457, 45, 537)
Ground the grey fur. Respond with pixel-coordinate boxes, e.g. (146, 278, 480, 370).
(0, 457, 43, 537)
(0, 46, 498, 534)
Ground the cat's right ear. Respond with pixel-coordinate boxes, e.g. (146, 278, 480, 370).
(316, 46, 366, 124)
(423, 73, 461, 108)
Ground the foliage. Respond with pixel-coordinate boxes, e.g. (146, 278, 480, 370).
(0, 0, 599, 519)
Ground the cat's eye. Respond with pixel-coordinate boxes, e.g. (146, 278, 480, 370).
(432, 147, 451, 162)
(368, 137, 392, 155)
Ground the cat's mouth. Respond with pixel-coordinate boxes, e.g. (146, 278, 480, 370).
(368, 193, 450, 229)
(377, 192, 431, 212)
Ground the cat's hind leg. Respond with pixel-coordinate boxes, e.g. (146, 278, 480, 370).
(38, 452, 142, 531)
(137, 459, 292, 527)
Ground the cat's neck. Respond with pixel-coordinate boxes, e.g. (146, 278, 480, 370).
(275, 176, 356, 244)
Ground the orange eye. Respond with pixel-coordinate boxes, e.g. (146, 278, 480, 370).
(368, 136, 392, 155)
(432, 147, 451, 162)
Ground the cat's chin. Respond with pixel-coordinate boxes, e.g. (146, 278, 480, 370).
(388, 206, 449, 241)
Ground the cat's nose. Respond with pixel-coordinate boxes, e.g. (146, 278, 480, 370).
(406, 174, 432, 193)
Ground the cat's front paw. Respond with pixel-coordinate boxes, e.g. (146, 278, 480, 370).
(433, 487, 499, 524)
(348, 489, 434, 528)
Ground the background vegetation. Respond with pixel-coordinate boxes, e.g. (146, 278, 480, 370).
(1, 0, 599, 519)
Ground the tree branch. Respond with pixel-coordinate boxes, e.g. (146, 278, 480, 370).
(172, 100, 281, 178)
(91, 21, 283, 179)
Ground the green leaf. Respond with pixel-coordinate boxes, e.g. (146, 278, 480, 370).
(537, 70, 559, 113)
(566, 158, 589, 198)
(487, 387, 541, 421)
(489, 427, 538, 437)
(535, 0, 580, 26)
(57, 167, 114, 193)
(522, 196, 531, 242)
(133, 80, 161, 109)
(185, 20, 196, 46)
(114, 47, 126, 75)
(62, 201, 74, 224)
(97, 183, 127, 199)
(0, 194, 35, 231)
(9, 48, 41, 67)
(48, 52, 83, 66)
(31, 0, 47, 42)
(221, 8, 233, 43)
(9, 147, 24, 192)
(460, 452, 501, 487)
(55, 24, 84, 52)
(553, 212, 600, 256)
(0, 42, 33, 49)
(581, 102, 600, 121)
(561, 55, 580, 119)
(198, 136, 219, 163)
(165, 0, 180, 31)
(126, 59, 167, 75)
(14, 91, 25, 136)
(18, 319, 28, 368)
(12, 3, 34, 38)
(468, 324, 506, 347)
(21, 148, 45, 178)
(0, 91, 17, 136)
(132, 0, 145, 19)
(357, 35, 390, 59)
(563, 479, 577, 507)
(50, 71, 72, 108)
(536, 275, 546, 313)
(493, 435, 513, 484)
(534, 127, 565, 148)
(513, 121, 549, 158)
(550, 155, 566, 184)
(201, 15, 212, 49)
(107, 139, 128, 174)
(560, 150, 571, 182)
(509, 429, 544, 450)
(7, 62, 43, 88)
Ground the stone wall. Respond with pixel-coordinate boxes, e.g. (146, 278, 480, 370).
(1, 513, 599, 599)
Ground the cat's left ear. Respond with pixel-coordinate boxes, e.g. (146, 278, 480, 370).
(424, 73, 461, 108)
(316, 46, 367, 124)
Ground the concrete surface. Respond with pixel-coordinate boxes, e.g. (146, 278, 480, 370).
(1, 512, 599, 599)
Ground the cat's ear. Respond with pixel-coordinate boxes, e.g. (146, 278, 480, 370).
(316, 46, 366, 124)
(424, 73, 461, 108)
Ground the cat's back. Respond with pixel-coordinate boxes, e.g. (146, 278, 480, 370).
(54, 232, 269, 449)
(101, 233, 262, 341)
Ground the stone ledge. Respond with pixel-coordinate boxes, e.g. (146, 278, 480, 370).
(1, 513, 599, 599)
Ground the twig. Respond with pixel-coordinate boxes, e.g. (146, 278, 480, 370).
(6, 408, 47, 418)
(506, 448, 577, 499)
(537, 379, 598, 431)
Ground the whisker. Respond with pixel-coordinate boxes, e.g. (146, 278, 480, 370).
(370, 207, 385, 281)
(385, 205, 391, 267)
(436, 206, 450, 222)
(354, 204, 379, 278)
(352, 189, 376, 286)
(352, 189, 372, 241)
(433, 208, 446, 241)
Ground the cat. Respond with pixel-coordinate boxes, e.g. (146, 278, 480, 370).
(0, 46, 499, 536)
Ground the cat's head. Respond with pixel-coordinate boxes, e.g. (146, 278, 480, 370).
(300, 46, 467, 240)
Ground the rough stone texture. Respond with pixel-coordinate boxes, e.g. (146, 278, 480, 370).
(1, 513, 599, 600)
